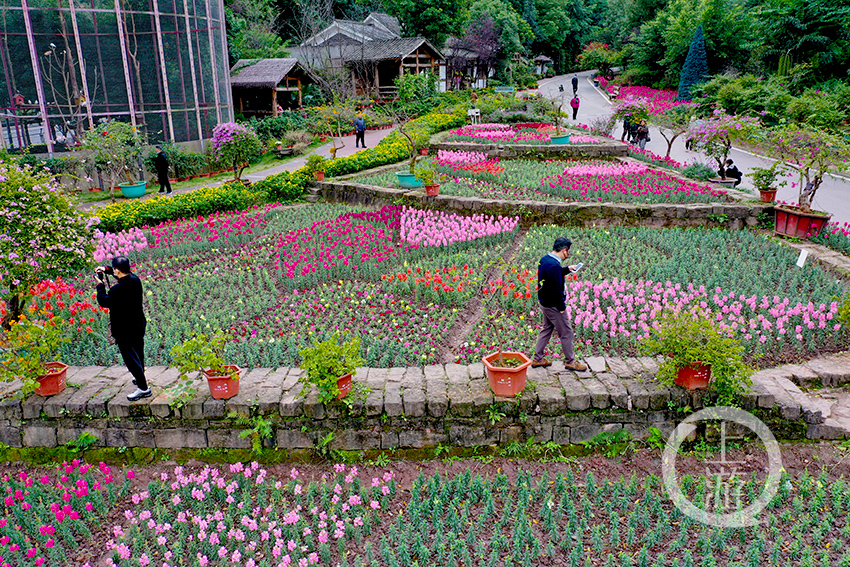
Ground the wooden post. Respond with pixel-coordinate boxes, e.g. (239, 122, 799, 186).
(297, 78, 302, 107)
(272, 89, 278, 117)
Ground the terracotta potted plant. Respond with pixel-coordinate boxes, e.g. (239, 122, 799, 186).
(415, 166, 440, 196)
(305, 154, 327, 182)
(640, 306, 753, 406)
(763, 125, 850, 238)
(479, 259, 532, 397)
(749, 163, 785, 203)
(299, 332, 365, 403)
(0, 316, 71, 397)
(170, 331, 240, 402)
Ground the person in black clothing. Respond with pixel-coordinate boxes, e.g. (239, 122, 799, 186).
(155, 146, 172, 195)
(572, 74, 579, 94)
(723, 158, 742, 187)
(353, 114, 367, 148)
(95, 256, 151, 401)
(531, 237, 588, 371)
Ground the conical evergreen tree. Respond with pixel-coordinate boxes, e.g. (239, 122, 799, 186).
(676, 24, 709, 101)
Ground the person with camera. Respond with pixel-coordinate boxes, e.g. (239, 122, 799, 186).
(95, 256, 151, 401)
(531, 237, 588, 372)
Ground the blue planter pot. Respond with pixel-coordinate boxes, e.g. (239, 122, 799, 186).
(396, 172, 422, 189)
(550, 134, 571, 145)
(119, 181, 147, 198)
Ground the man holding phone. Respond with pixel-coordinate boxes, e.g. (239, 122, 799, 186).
(95, 256, 151, 401)
(531, 237, 588, 371)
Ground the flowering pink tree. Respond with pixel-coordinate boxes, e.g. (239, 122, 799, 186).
(686, 111, 761, 177)
(611, 96, 651, 127)
(210, 122, 262, 181)
(764, 125, 850, 212)
(649, 104, 695, 157)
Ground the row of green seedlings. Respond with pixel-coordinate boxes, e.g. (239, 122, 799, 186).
(360, 468, 850, 567)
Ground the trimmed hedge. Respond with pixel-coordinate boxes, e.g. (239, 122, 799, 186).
(94, 108, 467, 232)
(95, 182, 264, 232)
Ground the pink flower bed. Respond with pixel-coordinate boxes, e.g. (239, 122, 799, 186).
(93, 227, 148, 262)
(544, 168, 726, 202)
(444, 123, 600, 144)
(400, 207, 518, 247)
(598, 77, 687, 115)
(149, 204, 278, 249)
(562, 161, 649, 177)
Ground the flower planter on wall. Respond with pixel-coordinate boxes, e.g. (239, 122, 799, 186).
(550, 134, 571, 145)
(336, 374, 352, 399)
(774, 205, 831, 239)
(425, 184, 439, 196)
(674, 363, 711, 390)
(396, 172, 422, 189)
(35, 362, 68, 396)
(758, 189, 777, 203)
(482, 352, 531, 397)
(203, 365, 241, 399)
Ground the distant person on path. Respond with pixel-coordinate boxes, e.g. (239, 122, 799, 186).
(621, 117, 631, 142)
(570, 95, 580, 120)
(155, 146, 172, 195)
(95, 256, 150, 402)
(471, 90, 478, 104)
(635, 121, 649, 149)
(572, 74, 579, 94)
(354, 114, 367, 148)
(559, 84, 564, 92)
(723, 158, 742, 187)
(531, 237, 588, 372)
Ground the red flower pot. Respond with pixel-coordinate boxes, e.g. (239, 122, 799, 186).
(674, 363, 711, 390)
(35, 362, 68, 396)
(419, 148, 429, 156)
(759, 189, 776, 202)
(425, 184, 439, 196)
(774, 205, 831, 239)
(336, 373, 352, 399)
(482, 352, 531, 397)
(203, 365, 241, 399)
(315, 171, 325, 181)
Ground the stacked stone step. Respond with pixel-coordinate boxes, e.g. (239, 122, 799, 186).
(305, 183, 322, 203)
(6, 353, 849, 449)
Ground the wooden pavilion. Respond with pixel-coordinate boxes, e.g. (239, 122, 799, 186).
(229, 59, 314, 118)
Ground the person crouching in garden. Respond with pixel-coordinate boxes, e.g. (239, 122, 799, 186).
(531, 237, 588, 371)
(95, 256, 151, 401)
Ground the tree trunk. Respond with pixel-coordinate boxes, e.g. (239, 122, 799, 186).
(1, 284, 25, 330)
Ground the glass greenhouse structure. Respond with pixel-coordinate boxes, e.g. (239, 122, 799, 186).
(0, 0, 233, 154)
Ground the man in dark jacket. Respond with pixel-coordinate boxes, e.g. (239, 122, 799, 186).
(96, 256, 151, 401)
(572, 74, 579, 94)
(532, 237, 588, 371)
(354, 114, 367, 148)
(155, 145, 172, 195)
(723, 158, 742, 187)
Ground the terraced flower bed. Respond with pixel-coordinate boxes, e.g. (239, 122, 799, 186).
(34, 203, 847, 372)
(355, 151, 732, 204)
(443, 122, 601, 145)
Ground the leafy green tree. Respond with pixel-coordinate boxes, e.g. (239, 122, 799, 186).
(648, 104, 695, 156)
(385, 0, 467, 46)
(0, 162, 95, 328)
(676, 24, 708, 100)
(468, 0, 534, 58)
(80, 121, 145, 203)
(535, 0, 589, 72)
(225, 0, 288, 64)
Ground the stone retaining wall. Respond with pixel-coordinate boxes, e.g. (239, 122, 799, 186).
(6, 354, 849, 451)
(314, 176, 772, 230)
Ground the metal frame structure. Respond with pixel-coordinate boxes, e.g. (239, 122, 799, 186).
(0, 0, 233, 155)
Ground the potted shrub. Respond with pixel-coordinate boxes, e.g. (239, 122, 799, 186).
(305, 154, 327, 181)
(0, 316, 70, 397)
(547, 91, 572, 144)
(299, 332, 365, 403)
(395, 123, 429, 188)
(764, 125, 850, 238)
(749, 163, 786, 203)
(80, 120, 146, 202)
(479, 260, 532, 397)
(170, 331, 240, 402)
(415, 166, 440, 196)
(640, 307, 753, 406)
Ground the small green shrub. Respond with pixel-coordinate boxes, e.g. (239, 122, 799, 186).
(253, 171, 306, 202)
(299, 332, 364, 404)
(679, 162, 716, 181)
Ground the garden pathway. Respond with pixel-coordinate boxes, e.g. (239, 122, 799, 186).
(536, 70, 850, 225)
(78, 126, 397, 212)
(5, 352, 849, 450)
